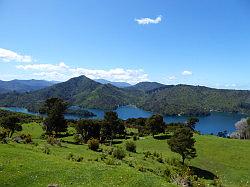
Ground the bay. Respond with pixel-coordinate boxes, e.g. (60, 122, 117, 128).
(1, 106, 247, 135)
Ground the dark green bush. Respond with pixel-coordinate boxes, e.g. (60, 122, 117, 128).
(133, 135, 138, 141)
(143, 151, 152, 158)
(40, 133, 46, 140)
(103, 147, 114, 155)
(20, 133, 32, 144)
(0, 128, 8, 143)
(74, 133, 83, 144)
(100, 153, 107, 160)
(112, 147, 126, 160)
(47, 136, 61, 146)
(105, 157, 117, 165)
(87, 138, 99, 151)
(125, 141, 136, 153)
(156, 156, 164, 163)
(66, 152, 83, 162)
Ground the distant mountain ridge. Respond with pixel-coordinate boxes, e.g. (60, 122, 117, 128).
(0, 75, 249, 116)
(0, 76, 143, 112)
(126, 82, 168, 92)
(94, 79, 132, 88)
(0, 79, 57, 93)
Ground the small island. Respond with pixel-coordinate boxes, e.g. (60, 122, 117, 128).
(65, 108, 96, 118)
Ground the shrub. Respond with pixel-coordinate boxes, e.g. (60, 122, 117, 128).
(102, 147, 114, 155)
(66, 153, 83, 162)
(211, 178, 224, 187)
(153, 151, 160, 158)
(156, 156, 164, 163)
(105, 157, 117, 165)
(40, 133, 46, 140)
(74, 133, 83, 144)
(47, 136, 61, 146)
(0, 128, 8, 143)
(112, 147, 126, 160)
(143, 151, 152, 158)
(133, 135, 138, 141)
(20, 133, 32, 144)
(87, 138, 99, 151)
(125, 141, 136, 153)
(100, 153, 107, 160)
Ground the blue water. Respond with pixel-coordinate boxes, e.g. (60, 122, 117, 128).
(0, 106, 247, 135)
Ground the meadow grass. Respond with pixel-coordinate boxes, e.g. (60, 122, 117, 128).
(0, 123, 249, 187)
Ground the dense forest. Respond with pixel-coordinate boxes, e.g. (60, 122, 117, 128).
(0, 75, 250, 116)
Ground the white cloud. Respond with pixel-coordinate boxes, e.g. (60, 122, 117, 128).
(17, 62, 69, 71)
(225, 84, 237, 88)
(16, 62, 149, 84)
(0, 48, 32, 63)
(168, 76, 176, 80)
(182, 70, 193, 76)
(135, 15, 162, 25)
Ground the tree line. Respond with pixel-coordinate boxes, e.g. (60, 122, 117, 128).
(0, 97, 200, 165)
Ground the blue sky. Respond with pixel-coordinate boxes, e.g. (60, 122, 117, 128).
(0, 0, 250, 89)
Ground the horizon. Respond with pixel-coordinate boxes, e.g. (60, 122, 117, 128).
(1, 75, 250, 91)
(1, 0, 250, 89)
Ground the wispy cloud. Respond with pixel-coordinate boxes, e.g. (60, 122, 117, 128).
(0, 48, 32, 63)
(168, 76, 177, 80)
(135, 15, 162, 25)
(17, 62, 69, 71)
(16, 62, 149, 84)
(182, 70, 193, 76)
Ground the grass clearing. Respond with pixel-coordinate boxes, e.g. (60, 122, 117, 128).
(0, 123, 249, 187)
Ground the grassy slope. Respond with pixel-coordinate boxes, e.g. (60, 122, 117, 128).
(0, 123, 173, 187)
(193, 135, 250, 186)
(0, 123, 250, 187)
(136, 135, 250, 187)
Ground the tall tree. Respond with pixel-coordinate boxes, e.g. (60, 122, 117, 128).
(186, 117, 199, 131)
(167, 127, 197, 165)
(40, 98, 68, 135)
(0, 115, 22, 137)
(146, 114, 165, 137)
(75, 119, 101, 143)
(101, 111, 124, 144)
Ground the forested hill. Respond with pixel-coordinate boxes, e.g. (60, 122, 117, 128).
(126, 82, 167, 92)
(0, 75, 249, 116)
(138, 85, 250, 116)
(0, 76, 143, 112)
(0, 79, 56, 93)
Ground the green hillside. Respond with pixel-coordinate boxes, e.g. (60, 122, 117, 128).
(139, 85, 250, 116)
(0, 123, 249, 187)
(0, 76, 250, 116)
(0, 76, 143, 112)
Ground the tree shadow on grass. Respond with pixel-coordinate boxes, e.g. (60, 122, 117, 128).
(190, 166, 217, 180)
(61, 140, 79, 145)
(153, 134, 171, 140)
(112, 140, 123, 145)
(56, 133, 74, 138)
